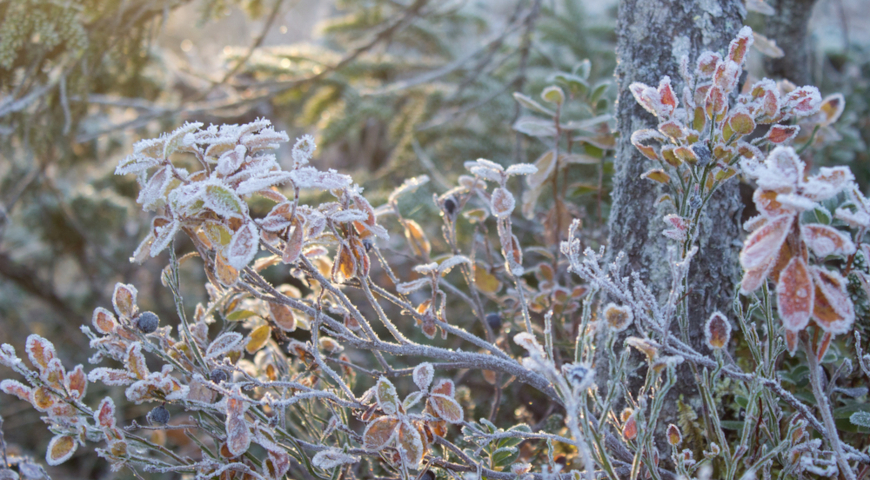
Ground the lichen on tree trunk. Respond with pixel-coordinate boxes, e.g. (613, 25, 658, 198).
(599, 0, 746, 443)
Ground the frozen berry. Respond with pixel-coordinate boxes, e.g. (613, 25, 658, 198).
(210, 369, 228, 384)
(135, 311, 159, 334)
(442, 196, 457, 216)
(485, 312, 502, 331)
(148, 405, 170, 425)
(691, 144, 711, 167)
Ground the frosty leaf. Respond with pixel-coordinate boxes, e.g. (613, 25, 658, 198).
(430, 394, 463, 423)
(726, 107, 755, 139)
(87, 368, 135, 386)
(125, 343, 150, 379)
(739, 215, 792, 271)
(330, 209, 368, 224)
(630, 129, 663, 160)
(603, 303, 633, 332)
(657, 76, 678, 116)
(505, 163, 538, 176)
(206, 332, 245, 359)
(289, 166, 352, 191)
(801, 224, 855, 257)
(849, 412, 870, 429)
(490, 188, 515, 218)
(413, 363, 434, 391)
(0, 344, 21, 369)
(137, 166, 172, 211)
(430, 378, 455, 397)
(403, 391, 424, 411)
(226, 395, 251, 457)
(629, 82, 661, 117)
(811, 267, 855, 334)
(438, 255, 471, 275)
(66, 365, 87, 399)
(215, 145, 247, 177)
(163, 122, 202, 158)
(245, 325, 271, 354)
(0, 379, 32, 402)
(818, 93, 845, 126)
(215, 253, 240, 286)
(804, 167, 854, 201)
(203, 181, 245, 219)
(376, 377, 399, 415)
(92, 307, 118, 335)
(696, 52, 721, 78)
(658, 120, 688, 140)
(149, 220, 180, 257)
(751, 32, 783, 58)
(26, 334, 56, 371)
(362, 416, 399, 451)
(513, 116, 557, 137)
(753, 189, 793, 218)
(115, 154, 160, 176)
(765, 125, 799, 144)
(642, 169, 670, 184)
(777, 257, 814, 332)
(512, 92, 555, 116)
(397, 420, 425, 467)
(236, 171, 293, 196)
(404, 220, 431, 257)
(46, 436, 77, 466)
(397, 278, 430, 295)
(526, 150, 556, 189)
(785, 86, 821, 117)
(312, 448, 360, 470)
(227, 221, 260, 270)
(705, 85, 727, 117)
(112, 283, 138, 319)
(282, 225, 304, 264)
(31, 386, 55, 411)
(95, 397, 116, 429)
(728, 26, 754, 65)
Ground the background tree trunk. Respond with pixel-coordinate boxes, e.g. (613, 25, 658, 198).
(600, 0, 745, 440)
(765, 0, 818, 85)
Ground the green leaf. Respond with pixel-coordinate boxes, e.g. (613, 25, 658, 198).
(849, 411, 870, 428)
(226, 309, 259, 321)
(573, 59, 591, 79)
(512, 93, 555, 116)
(512, 117, 557, 137)
(541, 86, 565, 106)
(376, 377, 399, 415)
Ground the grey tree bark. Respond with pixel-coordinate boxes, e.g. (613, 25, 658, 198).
(600, 0, 746, 440)
(765, 0, 818, 85)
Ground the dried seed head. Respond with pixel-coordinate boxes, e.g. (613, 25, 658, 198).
(210, 369, 229, 384)
(561, 362, 595, 391)
(485, 312, 502, 331)
(603, 303, 633, 332)
(148, 405, 170, 425)
(135, 311, 159, 334)
(667, 424, 682, 446)
(705, 311, 731, 350)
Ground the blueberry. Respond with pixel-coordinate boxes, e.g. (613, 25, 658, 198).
(691, 144, 711, 167)
(689, 194, 702, 210)
(149, 405, 170, 425)
(363, 238, 374, 252)
(135, 311, 159, 334)
(210, 369, 228, 384)
(485, 312, 502, 331)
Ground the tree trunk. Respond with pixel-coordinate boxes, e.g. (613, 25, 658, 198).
(765, 0, 818, 85)
(601, 0, 745, 441)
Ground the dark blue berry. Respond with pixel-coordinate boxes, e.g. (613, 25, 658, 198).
(443, 197, 457, 216)
(149, 405, 170, 425)
(485, 312, 502, 331)
(210, 369, 228, 384)
(136, 311, 159, 334)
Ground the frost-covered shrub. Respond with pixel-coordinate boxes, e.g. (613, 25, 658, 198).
(2, 26, 870, 480)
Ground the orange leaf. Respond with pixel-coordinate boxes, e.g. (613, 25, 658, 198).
(801, 224, 855, 257)
(397, 420, 425, 467)
(25, 334, 56, 371)
(245, 325, 271, 354)
(404, 220, 431, 257)
(429, 394, 463, 423)
(740, 215, 793, 271)
(363, 416, 399, 451)
(92, 307, 118, 335)
(112, 283, 138, 318)
(268, 302, 296, 332)
(766, 125, 799, 144)
(430, 379, 454, 397)
(46, 435, 77, 466)
(811, 267, 855, 334)
(776, 257, 813, 332)
(66, 365, 87, 400)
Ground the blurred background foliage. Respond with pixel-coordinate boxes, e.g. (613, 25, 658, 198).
(0, 0, 868, 477)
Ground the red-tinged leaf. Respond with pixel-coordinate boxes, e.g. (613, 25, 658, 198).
(817, 332, 833, 361)
(431, 378, 455, 397)
(397, 420, 425, 467)
(696, 52, 721, 77)
(206, 332, 244, 359)
(740, 215, 793, 271)
(0, 379, 32, 402)
(42, 358, 65, 388)
(282, 224, 304, 264)
(804, 167, 854, 201)
(766, 125, 799, 144)
(785, 330, 799, 357)
(46, 436, 77, 466)
(66, 365, 87, 400)
(667, 424, 683, 446)
(704, 312, 731, 349)
(769, 233, 808, 284)
(376, 377, 399, 415)
(661, 146, 681, 167)
(404, 220, 431, 257)
(227, 221, 259, 270)
(92, 307, 118, 335)
(658, 120, 687, 140)
(728, 26, 753, 65)
(490, 187, 516, 218)
(785, 86, 821, 116)
(413, 363, 434, 391)
(623, 415, 638, 440)
(753, 189, 794, 218)
(776, 257, 814, 332)
(25, 334, 56, 371)
(125, 343, 149, 379)
(112, 283, 138, 318)
(429, 394, 463, 423)
(268, 302, 296, 332)
(819, 94, 844, 126)
(629, 82, 661, 117)
(630, 129, 663, 160)
(226, 394, 251, 457)
(760, 89, 780, 120)
(801, 224, 855, 257)
(88, 367, 136, 386)
(811, 267, 855, 334)
(215, 253, 240, 286)
(335, 243, 357, 280)
(728, 110, 755, 138)
(31, 386, 55, 411)
(705, 85, 727, 118)
(267, 451, 291, 479)
(95, 397, 116, 429)
(363, 416, 399, 451)
(657, 76, 678, 116)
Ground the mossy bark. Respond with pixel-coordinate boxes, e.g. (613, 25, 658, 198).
(601, 0, 746, 447)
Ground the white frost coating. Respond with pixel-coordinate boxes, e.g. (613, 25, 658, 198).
(396, 278, 430, 294)
(490, 188, 515, 218)
(149, 220, 180, 257)
(289, 166, 352, 191)
(206, 332, 245, 359)
(414, 262, 438, 275)
(329, 209, 368, 224)
(412, 363, 434, 391)
(226, 221, 259, 270)
(438, 255, 471, 274)
(388, 175, 429, 202)
(291, 134, 316, 167)
(505, 163, 538, 176)
(312, 448, 359, 470)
